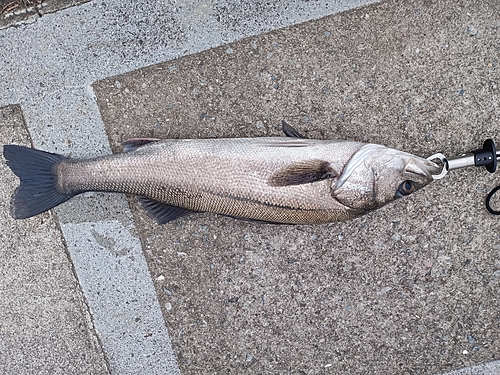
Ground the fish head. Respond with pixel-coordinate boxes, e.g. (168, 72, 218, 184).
(332, 144, 441, 214)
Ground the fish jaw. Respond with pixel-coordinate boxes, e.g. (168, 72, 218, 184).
(331, 144, 441, 213)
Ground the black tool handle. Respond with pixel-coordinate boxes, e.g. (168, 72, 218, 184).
(473, 139, 497, 173)
(447, 139, 498, 173)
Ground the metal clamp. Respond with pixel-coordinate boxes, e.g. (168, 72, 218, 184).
(427, 139, 499, 180)
(427, 153, 448, 180)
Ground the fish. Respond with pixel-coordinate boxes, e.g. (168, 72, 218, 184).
(2, 122, 441, 225)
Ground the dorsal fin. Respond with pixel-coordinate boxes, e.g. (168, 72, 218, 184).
(282, 121, 306, 139)
(268, 159, 337, 186)
(122, 138, 161, 152)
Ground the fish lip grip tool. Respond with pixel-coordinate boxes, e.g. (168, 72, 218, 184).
(427, 139, 499, 214)
(427, 139, 498, 179)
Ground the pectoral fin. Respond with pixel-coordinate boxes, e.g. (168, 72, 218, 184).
(269, 160, 337, 186)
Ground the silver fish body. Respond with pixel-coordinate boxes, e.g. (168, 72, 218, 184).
(3, 134, 440, 224)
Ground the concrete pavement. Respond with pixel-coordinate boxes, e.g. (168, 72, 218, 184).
(1, 0, 499, 374)
(94, 1, 500, 373)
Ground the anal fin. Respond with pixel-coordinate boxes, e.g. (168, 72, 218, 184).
(136, 196, 196, 224)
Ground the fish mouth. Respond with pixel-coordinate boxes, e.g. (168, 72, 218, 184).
(426, 160, 443, 179)
(407, 157, 442, 182)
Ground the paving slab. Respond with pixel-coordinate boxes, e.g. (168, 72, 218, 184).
(94, 0, 500, 374)
(0, 0, 380, 374)
(440, 360, 500, 375)
(0, 104, 109, 374)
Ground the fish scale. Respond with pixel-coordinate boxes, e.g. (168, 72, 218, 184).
(56, 138, 363, 224)
(3, 131, 440, 224)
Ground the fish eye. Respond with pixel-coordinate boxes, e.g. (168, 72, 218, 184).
(398, 180, 415, 196)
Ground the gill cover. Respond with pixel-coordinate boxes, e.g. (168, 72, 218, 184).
(332, 144, 440, 212)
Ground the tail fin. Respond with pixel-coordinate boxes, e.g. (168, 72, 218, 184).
(3, 145, 76, 219)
